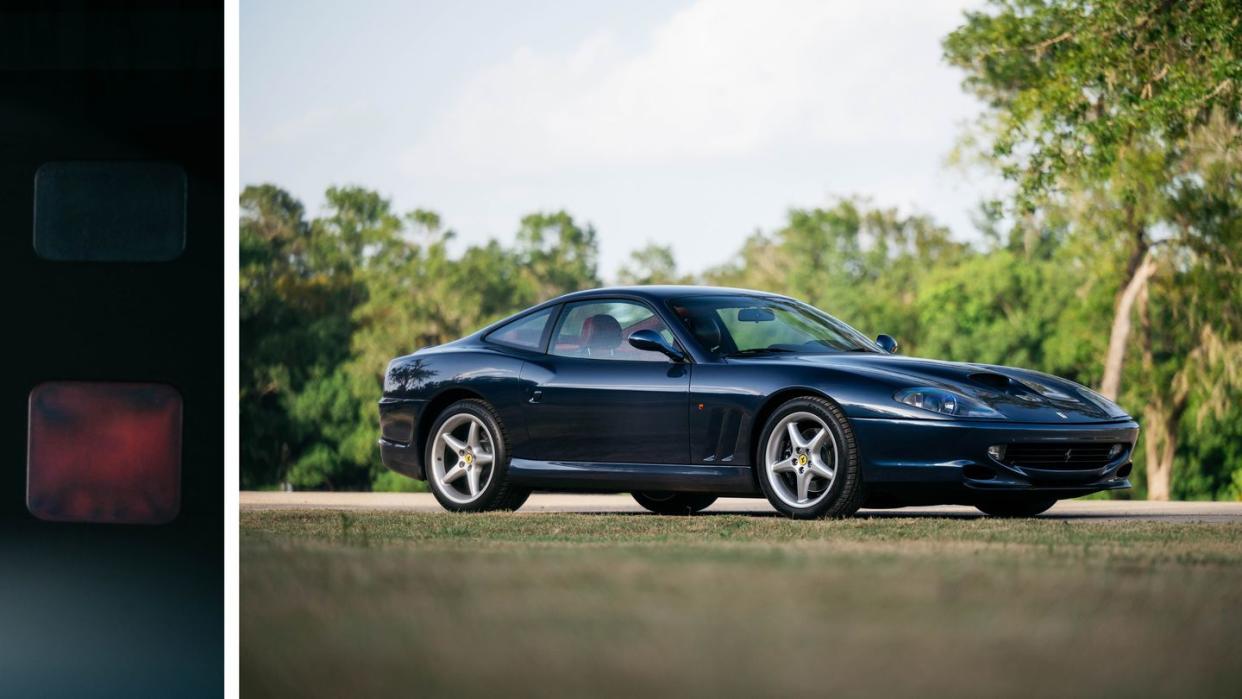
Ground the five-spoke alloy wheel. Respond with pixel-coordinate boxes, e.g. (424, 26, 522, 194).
(425, 399, 529, 512)
(756, 396, 863, 518)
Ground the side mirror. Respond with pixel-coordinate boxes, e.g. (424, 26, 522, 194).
(875, 334, 899, 354)
(629, 329, 685, 362)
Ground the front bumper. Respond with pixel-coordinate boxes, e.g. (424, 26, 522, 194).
(852, 416, 1138, 505)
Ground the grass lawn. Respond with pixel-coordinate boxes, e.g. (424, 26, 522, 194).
(241, 510, 1242, 698)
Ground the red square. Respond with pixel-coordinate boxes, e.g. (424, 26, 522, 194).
(27, 382, 182, 524)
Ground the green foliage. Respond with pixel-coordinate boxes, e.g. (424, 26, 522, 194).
(945, 0, 1242, 499)
(944, 0, 1242, 202)
(514, 211, 601, 301)
(705, 198, 969, 353)
(371, 470, 429, 493)
(617, 243, 693, 285)
(240, 185, 599, 490)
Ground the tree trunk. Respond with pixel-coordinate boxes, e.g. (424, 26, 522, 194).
(1099, 250, 1156, 400)
(1136, 281, 1188, 501)
(1143, 405, 1177, 501)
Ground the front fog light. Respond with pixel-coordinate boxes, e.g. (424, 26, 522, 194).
(1108, 443, 1124, 458)
(987, 445, 1006, 461)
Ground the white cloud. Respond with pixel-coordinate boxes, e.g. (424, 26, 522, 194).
(244, 0, 994, 277)
(403, 0, 975, 179)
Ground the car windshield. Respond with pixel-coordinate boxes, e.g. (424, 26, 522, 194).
(669, 295, 879, 357)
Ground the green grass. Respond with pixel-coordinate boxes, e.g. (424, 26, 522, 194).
(242, 510, 1242, 698)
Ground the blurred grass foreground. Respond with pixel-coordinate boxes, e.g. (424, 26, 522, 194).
(241, 510, 1242, 697)
(241, 1, 1242, 499)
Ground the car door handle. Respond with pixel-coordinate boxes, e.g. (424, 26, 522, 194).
(529, 389, 543, 403)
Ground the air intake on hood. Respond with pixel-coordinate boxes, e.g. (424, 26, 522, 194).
(969, 373, 1013, 389)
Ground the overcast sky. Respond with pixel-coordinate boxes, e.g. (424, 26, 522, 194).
(242, 0, 996, 279)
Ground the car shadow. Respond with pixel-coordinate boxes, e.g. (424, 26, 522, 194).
(539, 509, 1225, 522)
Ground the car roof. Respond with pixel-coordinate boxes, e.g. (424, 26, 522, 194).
(545, 285, 794, 305)
(465, 285, 798, 346)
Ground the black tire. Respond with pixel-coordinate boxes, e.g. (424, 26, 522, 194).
(424, 398, 530, 512)
(975, 496, 1057, 517)
(754, 395, 864, 519)
(632, 492, 717, 515)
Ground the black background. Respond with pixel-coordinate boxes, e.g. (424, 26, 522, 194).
(0, 2, 222, 695)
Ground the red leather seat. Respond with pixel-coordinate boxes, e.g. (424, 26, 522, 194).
(580, 314, 622, 356)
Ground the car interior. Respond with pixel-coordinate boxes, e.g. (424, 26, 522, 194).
(551, 304, 674, 360)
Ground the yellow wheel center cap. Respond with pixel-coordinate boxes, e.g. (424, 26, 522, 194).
(797, 454, 808, 466)
(464, 453, 474, 465)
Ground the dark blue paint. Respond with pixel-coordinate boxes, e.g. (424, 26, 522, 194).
(507, 459, 754, 494)
(520, 356, 690, 463)
(379, 286, 1138, 506)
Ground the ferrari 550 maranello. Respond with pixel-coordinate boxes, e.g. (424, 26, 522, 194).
(378, 286, 1138, 518)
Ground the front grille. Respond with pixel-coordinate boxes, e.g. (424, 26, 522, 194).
(1000, 442, 1124, 471)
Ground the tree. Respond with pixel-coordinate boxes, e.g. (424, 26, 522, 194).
(240, 188, 606, 491)
(240, 185, 359, 488)
(514, 211, 601, 301)
(944, 0, 1241, 200)
(1130, 114, 1242, 499)
(617, 243, 693, 285)
(706, 198, 968, 348)
(945, 0, 1242, 498)
(276, 186, 402, 489)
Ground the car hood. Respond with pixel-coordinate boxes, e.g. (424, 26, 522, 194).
(771, 353, 1129, 423)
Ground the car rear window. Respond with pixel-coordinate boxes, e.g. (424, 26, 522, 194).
(486, 307, 554, 351)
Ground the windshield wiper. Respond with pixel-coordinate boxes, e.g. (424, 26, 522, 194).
(725, 347, 796, 357)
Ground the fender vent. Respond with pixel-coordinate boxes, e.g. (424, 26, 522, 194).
(701, 407, 742, 462)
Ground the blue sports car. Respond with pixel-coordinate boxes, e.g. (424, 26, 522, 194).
(379, 286, 1137, 518)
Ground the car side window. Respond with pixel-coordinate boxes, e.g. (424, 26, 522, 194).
(550, 301, 676, 362)
(486, 308, 554, 351)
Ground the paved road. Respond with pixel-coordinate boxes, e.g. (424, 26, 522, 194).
(241, 491, 1242, 522)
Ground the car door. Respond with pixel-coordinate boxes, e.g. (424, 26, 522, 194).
(522, 299, 690, 464)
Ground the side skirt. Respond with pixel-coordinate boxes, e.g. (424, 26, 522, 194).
(507, 458, 759, 495)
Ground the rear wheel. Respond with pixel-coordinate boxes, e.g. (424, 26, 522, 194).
(631, 492, 717, 515)
(755, 396, 864, 519)
(975, 496, 1056, 517)
(425, 399, 530, 512)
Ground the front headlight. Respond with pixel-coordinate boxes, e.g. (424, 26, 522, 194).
(894, 387, 1003, 419)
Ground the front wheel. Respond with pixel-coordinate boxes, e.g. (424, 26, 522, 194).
(975, 496, 1056, 517)
(755, 396, 864, 519)
(632, 492, 717, 515)
(425, 399, 530, 512)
